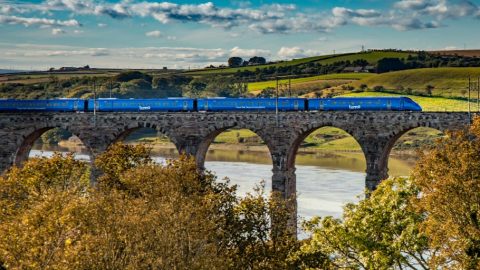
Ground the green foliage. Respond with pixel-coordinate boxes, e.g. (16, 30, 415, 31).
(377, 58, 406, 73)
(114, 71, 153, 83)
(228, 57, 244, 67)
(295, 177, 430, 269)
(40, 128, 72, 145)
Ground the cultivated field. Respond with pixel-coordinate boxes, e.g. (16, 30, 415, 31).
(351, 67, 480, 98)
(429, 50, 480, 57)
(247, 73, 373, 92)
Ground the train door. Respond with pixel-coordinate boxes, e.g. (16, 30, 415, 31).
(294, 100, 299, 111)
(183, 101, 188, 111)
(205, 100, 209, 111)
(320, 100, 324, 111)
(73, 100, 78, 111)
(387, 99, 392, 110)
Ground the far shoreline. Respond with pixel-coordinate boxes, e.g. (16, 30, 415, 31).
(57, 139, 420, 158)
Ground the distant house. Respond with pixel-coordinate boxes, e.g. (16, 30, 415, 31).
(365, 65, 376, 72)
(59, 67, 78, 71)
(342, 66, 375, 73)
(343, 66, 364, 73)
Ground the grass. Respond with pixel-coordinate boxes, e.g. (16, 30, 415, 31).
(122, 121, 443, 153)
(247, 73, 375, 92)
(314, 51, 414, 65)
(351, 67, 480, 98)
(213, 129, 262, 144)
(340, 91, 472, 111)
(1, 73, 116, 85)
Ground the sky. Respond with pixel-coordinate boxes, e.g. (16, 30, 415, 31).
(0, 0, 480, 70)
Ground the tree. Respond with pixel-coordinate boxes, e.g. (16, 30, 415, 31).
(411, 116, 480, 269)
(294, 177, 431, 269)
(372, 85, 385, 92)
(376, 58, 406, 73)
(257, 87, 276, 98)
(183, 78, 207, 97)
(0, 144, 298, 269)
(41, 128, 73, 145)
(248, 56, 267, 65)
(228, 57, 244, 68)
(114, 71, 152, 83)
(425, 85, 434, 96)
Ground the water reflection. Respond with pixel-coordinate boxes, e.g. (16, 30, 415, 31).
(30, 144, 417, 220)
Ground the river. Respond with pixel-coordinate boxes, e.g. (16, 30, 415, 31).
(29, 145, 416, 223)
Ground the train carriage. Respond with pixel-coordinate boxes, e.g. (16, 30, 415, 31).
(0, 98, 86, 112)
(87, 98, 195, 112)
(197, 97, 306, 112)
(0, 96, 422, 112)
(308, 97, 422, 111)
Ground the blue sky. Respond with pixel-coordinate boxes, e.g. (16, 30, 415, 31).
(1, 0, 479, 69)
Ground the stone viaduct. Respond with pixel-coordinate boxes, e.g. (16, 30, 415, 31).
(0, 111, 472, 193)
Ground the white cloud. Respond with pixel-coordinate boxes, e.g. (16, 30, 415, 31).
(395, 0, 480, 19)
(330, 5, 443, 31)
(230, 47, 271, 58)
(145, 30, 162, 38)
(0, 0, 478, 35)
(0, 15, 80, 27)
(51, 28, 66, 35)
(97, 23, 107, 27)
(332, 7, 381, 18)
(277, 47, 320, 59)
(0, 44, 278, 68)
(443, 46, 458, 50)
(167, 36, 177, 40)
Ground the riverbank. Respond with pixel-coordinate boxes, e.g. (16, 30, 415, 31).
(56, 136, 422, 160)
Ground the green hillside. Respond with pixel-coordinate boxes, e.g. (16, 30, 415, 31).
(313, 51, 414, 65)
(247, 73, 374, 92)
(185, 55, 334, 75)
(352, 67, 480, 97)
(185, 51, 415, 75)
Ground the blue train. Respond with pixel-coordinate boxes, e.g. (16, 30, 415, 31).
(0, 97, 422, 112)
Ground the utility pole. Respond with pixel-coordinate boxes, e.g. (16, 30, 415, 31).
(468, 76, 471, 121)
(477, 76, 479, 112)
(93, 79, 97, 127)
(288, 78, 292, 97)
(275, 77, 279, 127)
(109, 79, 113, 98)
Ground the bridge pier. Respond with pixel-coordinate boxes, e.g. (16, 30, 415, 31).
(359, 136, 391, 191)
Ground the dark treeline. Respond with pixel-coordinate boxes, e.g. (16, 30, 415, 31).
(0, 71, 250, 99)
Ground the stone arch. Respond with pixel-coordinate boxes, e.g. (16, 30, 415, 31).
(195, 124, 274, 170)
(286, 123, 365, 171)
(14, 126, 93, 167)
(111, 122, 180, 152)
(382, 123, 445, 176)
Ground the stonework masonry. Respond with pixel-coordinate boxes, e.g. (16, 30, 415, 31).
(0, 111, 472, 224)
